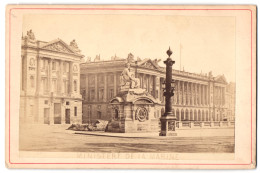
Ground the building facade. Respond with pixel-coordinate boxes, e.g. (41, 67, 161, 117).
(20, 30, 83, 124)
(225, 82, 236, 121)
(80, 54, 235, 124)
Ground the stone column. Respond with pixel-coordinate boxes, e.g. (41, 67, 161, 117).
(188, 82, 191, 105)
(222, 87, 224, 106)
(104, 73, 107, 101)
(207, 85, 209, 105)
(147, 74, 150, 93)
(36, 56, 41, 95)
(85, 75, 89, 101)
(192, 83, 196, 105)
(194, 83, 196, 105)
(139, 73, 142, 88)
(48, 59, 52, 93)
(95, 74, 98, 101)
(187, 82, 190, 105)
(197, 84, 199, 105)
(199, 84, 201, 105)
(182, 81, 185, 105)
(143, 74, 146, 91)
(69, 62, 73, 95)
(190, 83, 193, 106)
(195, 83, 199, 105)
(185, 82, 188, 105)
(153, 75, 156, 98)
(59, 60, 63, 95)
(157, 77, 160, 100)
(201, 85, 204, 106)
(206, 85, 208, 105)
(178, 80, 180, 105)
(49, 59, 54, 125)
(113, 72, 117, 96)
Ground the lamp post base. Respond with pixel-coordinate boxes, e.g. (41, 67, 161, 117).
(159, 116, 177, 136)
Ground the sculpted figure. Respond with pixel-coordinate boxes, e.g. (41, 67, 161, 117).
(70, 39, 78, 49)
(120, 63, 140, 89)
(27, 29, 35, 40)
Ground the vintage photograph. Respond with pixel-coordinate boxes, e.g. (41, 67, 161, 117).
(6, 5, 256, 169)
(20, 13, 236, 153)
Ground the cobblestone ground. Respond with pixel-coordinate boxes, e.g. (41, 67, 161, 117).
(20, 124, 235, 153)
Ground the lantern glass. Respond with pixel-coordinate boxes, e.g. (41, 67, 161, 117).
(171, 82, 175, 88)
(171, 79, 175, 88)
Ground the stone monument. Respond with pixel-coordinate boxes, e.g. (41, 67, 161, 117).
(107, 62, 161, 133)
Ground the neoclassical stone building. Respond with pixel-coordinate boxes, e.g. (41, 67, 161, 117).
(80, 54, 235, 124)
(20, 30, 83, 124)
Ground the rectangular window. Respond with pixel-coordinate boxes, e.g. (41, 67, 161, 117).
(99, 89, 104, 101)
(52, 79, 57, 92)
(30, 76, 34, 88)
(52, 61, 56, 70)
(74, 107, 77, 116)
(90, 89, 95, 100)
(109, 89, 114, 99)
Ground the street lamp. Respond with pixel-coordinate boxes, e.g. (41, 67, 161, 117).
(159, 47, 177, 136)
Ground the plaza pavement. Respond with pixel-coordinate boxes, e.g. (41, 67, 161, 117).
(19, 124, 235, 153)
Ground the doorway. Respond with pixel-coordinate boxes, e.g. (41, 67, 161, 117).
(54, 103, 61, 124)
(65, 109, 70, 124)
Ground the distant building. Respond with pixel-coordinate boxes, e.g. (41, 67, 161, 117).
(80, 54, 235, 124)
(20, 30, 84, 124)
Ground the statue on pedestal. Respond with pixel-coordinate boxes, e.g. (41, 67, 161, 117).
(27, 29, 35, 40)
(70, 39, 78, 49)
(24, 29, 36, 44)
(120, 63, 140, 89)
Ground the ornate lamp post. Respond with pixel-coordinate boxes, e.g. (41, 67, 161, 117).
(159, 47, 177, 136)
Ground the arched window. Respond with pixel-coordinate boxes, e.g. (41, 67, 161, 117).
(176, 109, 180, 121)
(190, 110, 193, 121)
(194, 110, 197, 121)
(181, 109, 184, 121)
(198, 110, 201, 121)
(185, 109, 189, 120)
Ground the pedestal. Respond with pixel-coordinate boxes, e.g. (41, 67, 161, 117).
(159, 116, 177, 136)
(108, 88, 161, 133)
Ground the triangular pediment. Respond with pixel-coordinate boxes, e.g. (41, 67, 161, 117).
(41, 39, 76, 54)
(215, 75, 227, 84)
(139, 59, 159, 70)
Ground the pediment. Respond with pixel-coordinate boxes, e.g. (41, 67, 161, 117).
(41, 39, 76, 54)
(139, 59, 159, 70)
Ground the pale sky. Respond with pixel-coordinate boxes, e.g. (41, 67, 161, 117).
(23, 14, 236, 82)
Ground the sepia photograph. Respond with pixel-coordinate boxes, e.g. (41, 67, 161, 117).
(5, 5, 256, 169)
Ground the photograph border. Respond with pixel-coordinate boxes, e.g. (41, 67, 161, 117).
(6, 6, 254, 167)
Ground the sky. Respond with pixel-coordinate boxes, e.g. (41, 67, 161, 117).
(23, 14, 236, 82)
